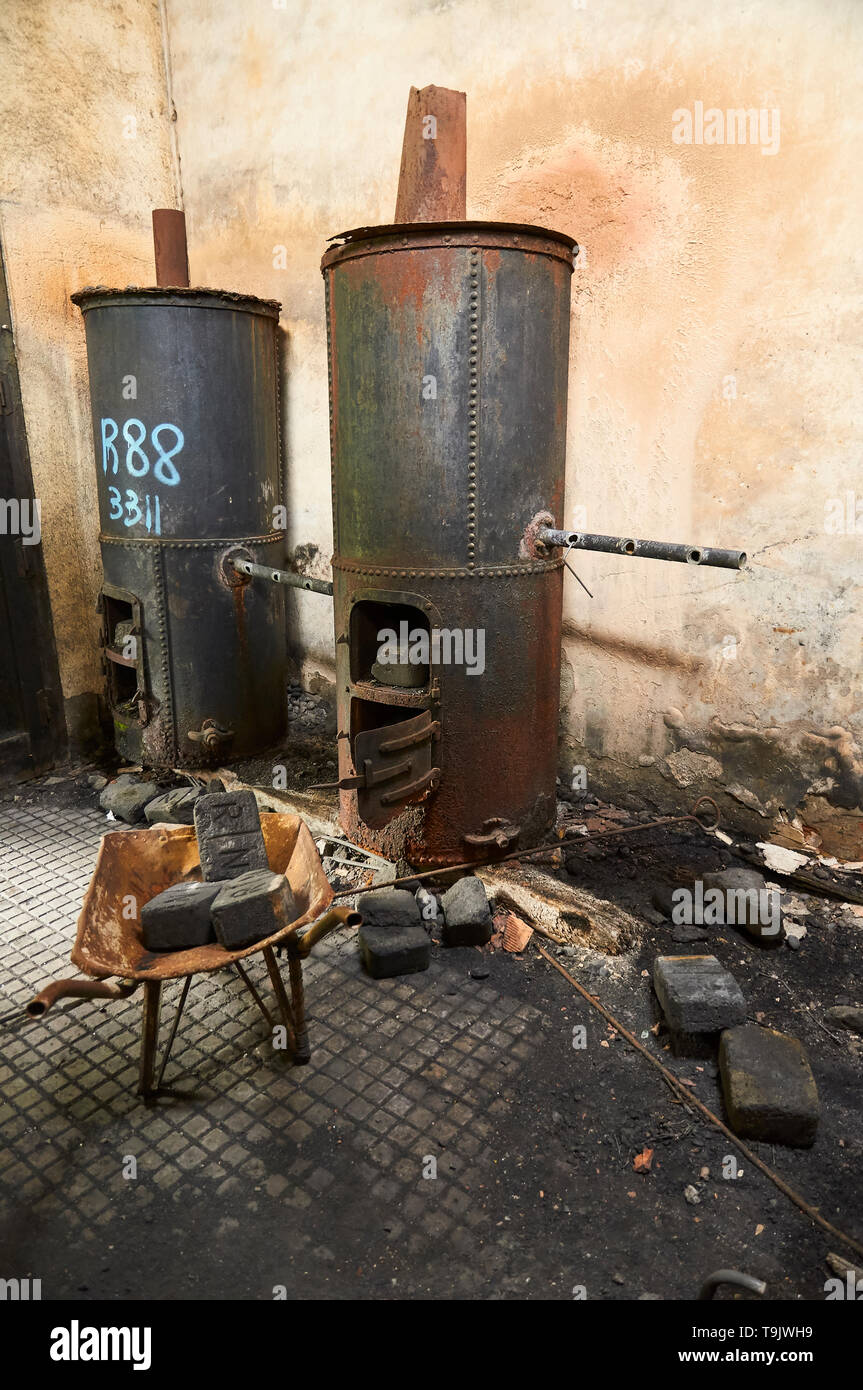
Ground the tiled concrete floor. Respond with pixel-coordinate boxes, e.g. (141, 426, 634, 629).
(5, 787, 860, 1302)
(0, 793, 543, 1298)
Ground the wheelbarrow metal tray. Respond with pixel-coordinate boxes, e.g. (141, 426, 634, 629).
(72, 813, 332, 982)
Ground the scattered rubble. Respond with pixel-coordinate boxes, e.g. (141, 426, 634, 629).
(99, 774, 160, 824)
(415, 887, 444, 932)
(492, 911, 534, 954)
(479, 863, 639, 955)
(286, 682, 331, 734)
(824, 1005, 863, 1036)
(701, 866, 785, 946)
(144, 785, 201, 825)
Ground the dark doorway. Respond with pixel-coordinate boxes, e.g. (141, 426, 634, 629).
(0, 239, 65, 778)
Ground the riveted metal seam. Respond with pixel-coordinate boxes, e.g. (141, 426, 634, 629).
(99, 532, 283, 548)
(274, 312, 284, 544)
(151, 544, 176, 760)
(331, 558, 563, 578)
(325, 270, 338, 554)
(468, 244, 480, 570)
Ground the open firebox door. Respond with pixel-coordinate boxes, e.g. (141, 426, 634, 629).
(336, 710, 440, 830)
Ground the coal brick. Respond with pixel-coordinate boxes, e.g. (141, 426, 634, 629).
(719, 1025, 820, 1147)
(653, 955, 746, 1054)
(194, 791, 269, 881)
(359, 923, 430, 980)
(356, 889, 422, 930)
(210, 870, 296, 950)
(141, 881, 221, 952)
(440, 876, 492, 947)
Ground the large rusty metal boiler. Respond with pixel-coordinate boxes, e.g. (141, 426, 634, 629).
(319, 86, 747, 870)
(321, 220, 575, 866)
(72, 212, 288, 767)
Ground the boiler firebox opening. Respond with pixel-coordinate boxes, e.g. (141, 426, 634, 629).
(350, 599, 431, 689)
(349, 698, 425, 742)
(100, 589, 140, 720)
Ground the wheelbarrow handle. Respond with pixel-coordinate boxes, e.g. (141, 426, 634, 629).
(26, 977, 139, 1018)
(290, 905, 361, 960)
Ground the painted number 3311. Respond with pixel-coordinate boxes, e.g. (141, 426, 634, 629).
(100, 417, 184, 536)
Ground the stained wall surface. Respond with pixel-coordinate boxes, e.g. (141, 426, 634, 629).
(0, 0, 178, 749)
(163, 0, 862, 849)
(4, 1, 861, 851)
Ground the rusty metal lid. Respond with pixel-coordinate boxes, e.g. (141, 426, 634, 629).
(321, 220, 577, 271)
(71, 285, 282, 318)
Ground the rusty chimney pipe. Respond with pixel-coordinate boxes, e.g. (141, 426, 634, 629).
(152, 208, 190, 287)
(394, 84, 467, 222)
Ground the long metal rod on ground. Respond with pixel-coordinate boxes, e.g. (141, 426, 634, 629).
(534, 940, 863, 1262)
(330, 797, 720, 898)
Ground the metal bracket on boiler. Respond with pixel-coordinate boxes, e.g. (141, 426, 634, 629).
(463, 818, 522, 851)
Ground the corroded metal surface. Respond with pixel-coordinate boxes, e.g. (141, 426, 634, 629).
(323, 221, 573, 866)
(72, 289, 286, 766)
(25, 814, 360, 1091)
(151, 209, 190, 288)
(394, 86, 467, 223)
(538, 527, 747, 570)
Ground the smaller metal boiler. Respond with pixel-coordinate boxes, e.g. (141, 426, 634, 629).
(73, 212, 288, 767)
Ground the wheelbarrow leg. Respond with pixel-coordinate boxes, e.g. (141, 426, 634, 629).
(139, 980, 163, 1098)
(287, 953, 311, 1065)
(262, 946, 297, 1058)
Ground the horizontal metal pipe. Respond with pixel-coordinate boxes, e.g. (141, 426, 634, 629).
(232, 558, 334, 595)
(26, 977, 139, 1019)
(539, 528, 746, 570)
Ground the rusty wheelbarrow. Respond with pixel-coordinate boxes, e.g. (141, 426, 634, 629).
(26, 813, 360, 1098)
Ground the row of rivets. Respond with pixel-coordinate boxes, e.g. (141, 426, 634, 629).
(332, 559, 564, 578)
(468, 247, 480, 569)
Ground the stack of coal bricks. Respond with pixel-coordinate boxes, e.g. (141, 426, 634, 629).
(140, 791, 296, 953)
